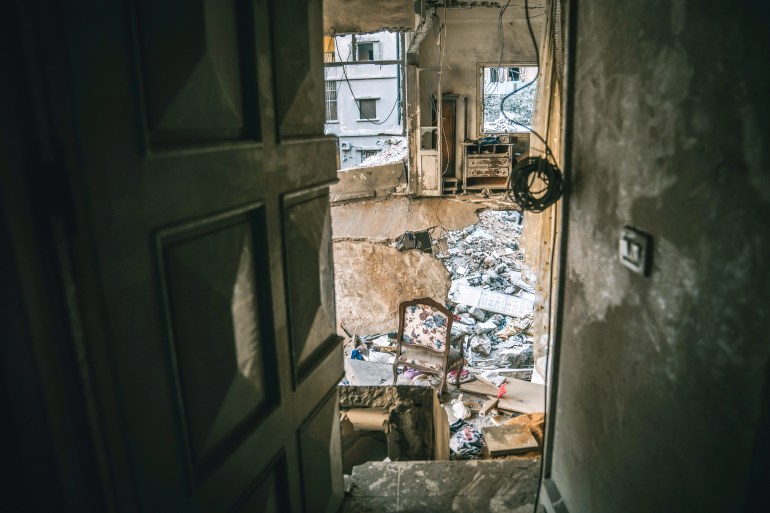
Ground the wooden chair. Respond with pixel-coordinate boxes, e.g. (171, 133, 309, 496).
(391, 298, 464, 392)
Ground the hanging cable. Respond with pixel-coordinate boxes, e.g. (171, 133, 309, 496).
(501, 0, 563, 212)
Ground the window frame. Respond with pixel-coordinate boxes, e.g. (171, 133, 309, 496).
(358, 149, 380, 163)
(477, 62, 539, 135)
(324, 80, 338, 122)
(356, 98, 378, 121)
(355, 40, 382, 62)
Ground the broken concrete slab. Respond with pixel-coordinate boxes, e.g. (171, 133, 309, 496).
(344, 359, 394, 387)
(334, 241, 450, 335)
(331, 197, 484, 242)
(330, 162, 406, 203)
(482, 424, 539, 457)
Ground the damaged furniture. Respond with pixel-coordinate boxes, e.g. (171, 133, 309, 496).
(391, 298, 463, 392)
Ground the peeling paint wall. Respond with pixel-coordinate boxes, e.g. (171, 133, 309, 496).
(418, 4, 545, 140)
(552, 0, 770, 511)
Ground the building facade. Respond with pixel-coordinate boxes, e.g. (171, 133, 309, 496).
(324, 32, 405, 169)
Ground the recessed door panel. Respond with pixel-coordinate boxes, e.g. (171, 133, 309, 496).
(158, 206, 278, 480)
(282, 186, 337, 382)
(136, 0, 258, 146)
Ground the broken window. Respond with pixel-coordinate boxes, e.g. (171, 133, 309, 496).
(480, 65, 538, 133)
(359, 149, 379, 163)
(355, 41, 381, 61)
(357, 98, 377, 120)
(325, 80, 338, 121)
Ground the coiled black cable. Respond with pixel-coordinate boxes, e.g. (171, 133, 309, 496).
(508, 156, 563, 212)
(499, 0, 564, 212)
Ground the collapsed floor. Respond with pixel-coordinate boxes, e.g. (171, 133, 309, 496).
(332, 195, 546, 464)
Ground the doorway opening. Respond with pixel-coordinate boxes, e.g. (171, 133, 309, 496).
(324, 1, 561, 509)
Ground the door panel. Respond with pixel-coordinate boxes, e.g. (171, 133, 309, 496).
(282, 186, 337, 383)
(136, 0, 258, 145)
(269, 0, 325, 138)
(46, 0, 343, 511)
(299, 390, 344, 513)
(156, 204, 279, 482)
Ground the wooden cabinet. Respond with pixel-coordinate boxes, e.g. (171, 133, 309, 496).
(462, 143, 513, 191)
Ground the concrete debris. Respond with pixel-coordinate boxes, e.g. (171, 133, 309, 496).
(468, 306, 487, 321)
(346, 138, 407, 170)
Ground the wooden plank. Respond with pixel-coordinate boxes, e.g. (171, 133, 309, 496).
(482, 424, 539, 456)
(460, 377, 545, 414)
(458, 379, 497, 397)
(496, 378, 545, 414)
(480, 398, 499, 416)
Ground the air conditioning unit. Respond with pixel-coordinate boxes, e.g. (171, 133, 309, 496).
(340, 141, 351, 150)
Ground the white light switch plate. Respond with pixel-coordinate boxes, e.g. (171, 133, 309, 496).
(619, 226, 652, 276)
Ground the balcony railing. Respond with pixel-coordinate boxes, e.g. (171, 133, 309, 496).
(323, 51, 335, 63)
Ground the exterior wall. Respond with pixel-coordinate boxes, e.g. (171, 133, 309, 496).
(551, 0, 770, 511)
(325, 32, 404, 169)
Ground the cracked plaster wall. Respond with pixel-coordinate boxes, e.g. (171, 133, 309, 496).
(552, 1, 770, 511)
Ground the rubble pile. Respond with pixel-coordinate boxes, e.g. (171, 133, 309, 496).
(339, 208, 542, 460)
(439, 210, 537, 376)
(439, 210, 528, 294)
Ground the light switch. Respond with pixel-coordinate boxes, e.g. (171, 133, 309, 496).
(619, 226, 652, 276)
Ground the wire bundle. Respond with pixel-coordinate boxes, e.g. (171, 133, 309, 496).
(508, 156, 563, 212)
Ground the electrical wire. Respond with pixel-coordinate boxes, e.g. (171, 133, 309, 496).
(502, 0, 563, 212)
(508, 157, 563, 212)
(497, 0, 512, 68)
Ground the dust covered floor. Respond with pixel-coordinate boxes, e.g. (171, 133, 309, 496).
(342, 460, 540, 513)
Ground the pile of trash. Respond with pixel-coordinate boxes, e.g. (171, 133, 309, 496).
(449, 418, 485, 460)
(439, 210, 536, 374)
(342, 209, 537, 381)
(438, 210, 531, 295)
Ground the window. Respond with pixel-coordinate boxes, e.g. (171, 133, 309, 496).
(480, 65, 538, 133)
(325, 81, 338, 121)
(357, 99, 377, 120)
(355, 41, 381, 61)
(359, 149, 379, 163)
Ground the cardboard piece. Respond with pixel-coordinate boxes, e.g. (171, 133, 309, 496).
(482, 423, 539, 456)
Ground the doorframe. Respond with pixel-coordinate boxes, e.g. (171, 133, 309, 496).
(538, 0, 577, 511)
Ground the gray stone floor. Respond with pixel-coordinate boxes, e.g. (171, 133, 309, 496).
(342, 459, 541, 513)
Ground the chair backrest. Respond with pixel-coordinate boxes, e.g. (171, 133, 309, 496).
(398, 298, 452, 354)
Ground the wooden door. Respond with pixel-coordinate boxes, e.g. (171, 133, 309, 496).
(27, 0, 343, 511)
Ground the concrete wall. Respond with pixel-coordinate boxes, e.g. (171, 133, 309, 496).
(418, 5, 545, 140)
(329, 161, 406, 202)
(551, 0, 770, 511)
(323, 0, 415, 35)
